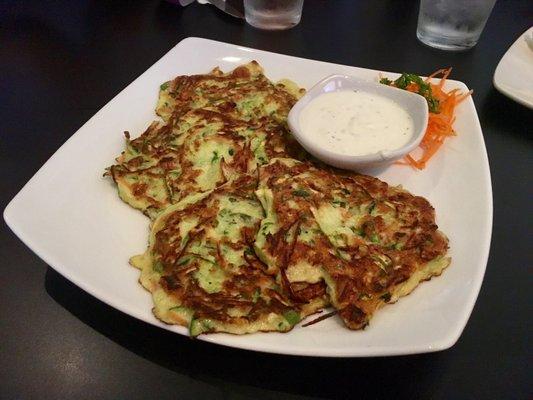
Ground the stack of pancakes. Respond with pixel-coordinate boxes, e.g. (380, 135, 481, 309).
(107, 62, 449, 336)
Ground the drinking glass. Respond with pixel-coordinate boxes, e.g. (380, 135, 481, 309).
(244, 0, 304, 30)
(417, 0, 497, 51)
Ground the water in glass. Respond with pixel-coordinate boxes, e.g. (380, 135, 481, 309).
(417, 0, 497, 50)
(244, 0, 304, 30)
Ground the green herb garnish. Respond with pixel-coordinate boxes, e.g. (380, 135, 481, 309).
(380, 73, 440, 113)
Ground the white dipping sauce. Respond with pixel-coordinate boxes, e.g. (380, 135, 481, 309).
(299, 90, 414, 156)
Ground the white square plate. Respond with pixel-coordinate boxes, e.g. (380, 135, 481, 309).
(494, 26, 533, 109)
(4, 37, 492, 357)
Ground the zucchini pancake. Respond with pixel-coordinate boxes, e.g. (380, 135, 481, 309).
(254, 158, 450, 330)
(108, 61, 306, 218)
(107, 62, 451, 336)
(131, 175, 328, 336)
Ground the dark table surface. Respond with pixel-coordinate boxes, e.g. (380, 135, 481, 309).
(1, 1, 532, 399)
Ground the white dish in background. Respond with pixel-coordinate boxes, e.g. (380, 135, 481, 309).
(3, 37, 492, 357)
(288, 74, 429, 170)
(494, 26, 533, 109)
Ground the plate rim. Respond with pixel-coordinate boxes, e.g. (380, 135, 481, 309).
(3, 36, 493, 357)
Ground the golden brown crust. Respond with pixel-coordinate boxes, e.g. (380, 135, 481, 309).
(159, 61, 299, 124)
(108, 62, 450, 335)
(147, 176, 326, 332)
(107, 63, 308, 217)
(257, 160, 449, 329)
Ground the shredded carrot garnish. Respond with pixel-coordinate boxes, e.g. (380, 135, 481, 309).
(382, 68, 472, 170)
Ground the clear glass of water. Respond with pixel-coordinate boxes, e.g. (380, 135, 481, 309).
(417, 0, 497, 51)
(244, 0, 304, 30)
